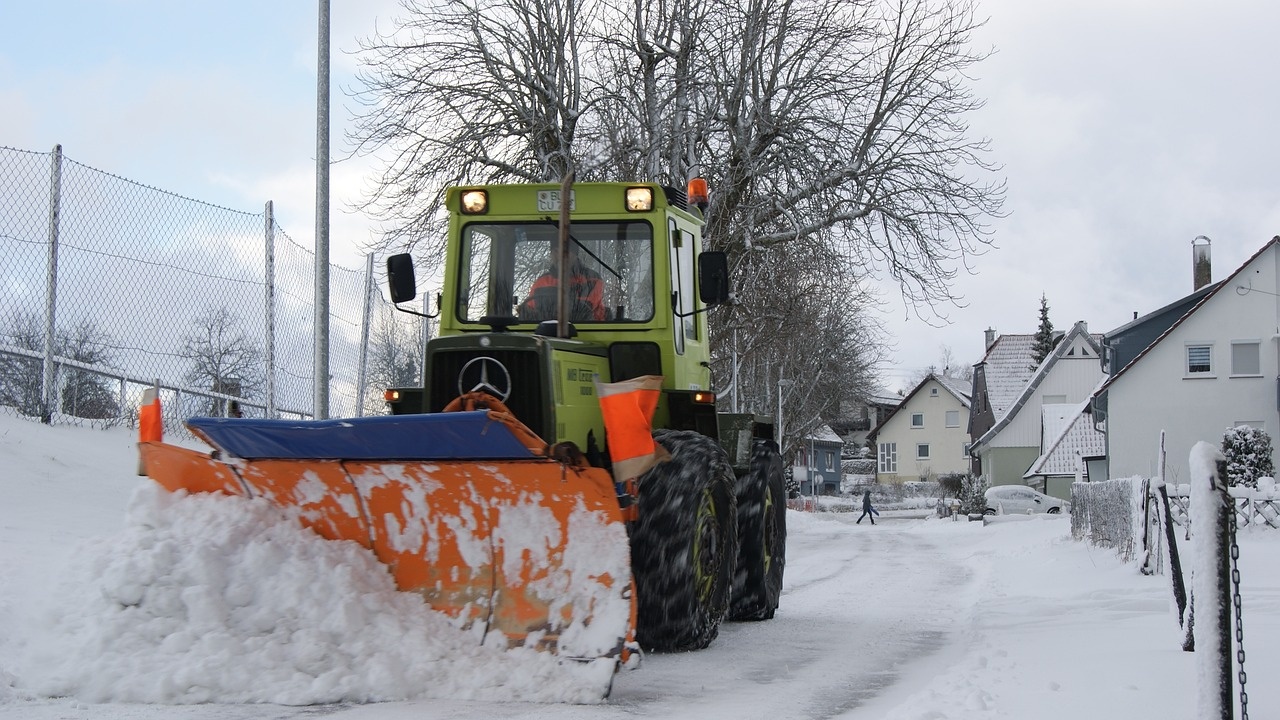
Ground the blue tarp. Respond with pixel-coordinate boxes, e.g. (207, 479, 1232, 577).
(186, 411, 537, 461)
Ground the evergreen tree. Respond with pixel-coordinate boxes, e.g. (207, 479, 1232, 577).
(1221, 425, 1275, 489)
(1030, 294, 1056, 368)
(958, 474, 988, 515)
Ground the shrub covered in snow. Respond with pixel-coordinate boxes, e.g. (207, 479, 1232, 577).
(957, 474, 987, 515)
(1070, 476, 1144, 561)
(1220, 425, 1275, 489)
(841, 458, 876, 477)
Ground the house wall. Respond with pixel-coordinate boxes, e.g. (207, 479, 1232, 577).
(1108, 247, 1280, 483)
(1105, 289, 1211, 373)
(988, 347, 1104, 450)
(799, 440, 844, 494)
(1029, 474, 1077, 499)
(982, 446, 1042, 487)
(875, 379, 971, 483)
(1045, 475, 1075, 499)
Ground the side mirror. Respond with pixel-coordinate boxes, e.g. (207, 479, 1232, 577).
(698, 251, 730, 305)
(387, 253, 417, 304)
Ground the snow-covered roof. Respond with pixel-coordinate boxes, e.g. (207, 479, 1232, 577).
(868, 392, 903, 407)
(1024, 397, 1106, 478)
(806, 424, 844, 444)
(934, 374, 972, 406)
(973, 322, 1103, 452)
(976, 334, 1036, 421)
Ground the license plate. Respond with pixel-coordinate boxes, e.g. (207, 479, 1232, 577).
(536, 190, 575, 212)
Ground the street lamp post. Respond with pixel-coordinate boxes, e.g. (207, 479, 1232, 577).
(777, 377, 794, 449)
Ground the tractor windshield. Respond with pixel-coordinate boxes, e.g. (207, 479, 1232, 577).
(457, 221, 654, 324)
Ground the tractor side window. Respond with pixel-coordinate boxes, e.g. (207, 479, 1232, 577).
(678, 228, 697, 341)
(668, 222, 698, 350)
(669, 220, 685, 355)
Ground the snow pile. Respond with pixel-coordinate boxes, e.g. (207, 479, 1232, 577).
(13, 484, 615, 705)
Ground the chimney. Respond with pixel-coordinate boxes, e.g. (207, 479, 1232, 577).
(1193, 235, 1212, 291)
(984, 327, 996, 350)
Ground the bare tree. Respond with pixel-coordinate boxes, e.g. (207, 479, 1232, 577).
(178, 307, 264, 416)
(0, 312, 121, 420)
(905, 344, 975, 388)
(57, 319, 121, 420)
(349, 0, 1004, 437)
(0, 311, 47, 417)
(711, 243, 885, 458)
(352, 0, 597, 267)
(690, 0, 1002, 314)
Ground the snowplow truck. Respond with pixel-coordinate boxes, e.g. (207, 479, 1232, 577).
(136, 180, 786, 683)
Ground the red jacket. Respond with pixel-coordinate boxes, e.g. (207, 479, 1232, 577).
(526, 267, 606, 321)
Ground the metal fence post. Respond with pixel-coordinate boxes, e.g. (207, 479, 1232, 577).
(40, 144, 64, 423)
(264, 200, 277, 418)
(1157, 432, 1190, 633)
(356, 253, 374, 417)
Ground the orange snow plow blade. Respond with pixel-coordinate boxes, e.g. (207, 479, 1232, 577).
(137, 398, 637, 668)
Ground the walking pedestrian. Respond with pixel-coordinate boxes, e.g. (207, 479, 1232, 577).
(856, 489, 879, 525)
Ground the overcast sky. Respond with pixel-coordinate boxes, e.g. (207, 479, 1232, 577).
(3, 0, 1278, 394)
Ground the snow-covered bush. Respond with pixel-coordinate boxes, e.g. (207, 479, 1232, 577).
(957, 474, 987, 515)
(1071, 476, 1144, 561)
(841, 458, 875, 476)
(1220, 425, 1275, 489)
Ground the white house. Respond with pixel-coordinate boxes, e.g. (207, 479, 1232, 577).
(873, 374, 971, 484)
(969, 321, 1104, 498)
(1099, 236, 1280, 485)
(1023, 397, 1106, 498)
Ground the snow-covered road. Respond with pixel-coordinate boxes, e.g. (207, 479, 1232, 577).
(5, 414, 1278, 720)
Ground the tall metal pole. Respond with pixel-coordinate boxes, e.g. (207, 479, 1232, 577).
(356, 253, 375, 417)
(264, 200, 277, 418)
(313, 0, 331, 419)
(41, 145, 64, 423)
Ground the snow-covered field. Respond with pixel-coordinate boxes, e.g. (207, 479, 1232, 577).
(1, 413, 1276, 719)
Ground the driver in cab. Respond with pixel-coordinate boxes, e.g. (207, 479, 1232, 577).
(519, 242, 607, 322)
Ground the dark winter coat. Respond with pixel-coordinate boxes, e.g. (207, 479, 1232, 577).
(862, 490, 873, 511)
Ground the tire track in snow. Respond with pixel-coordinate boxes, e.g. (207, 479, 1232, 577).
(603, 513, 974, 720)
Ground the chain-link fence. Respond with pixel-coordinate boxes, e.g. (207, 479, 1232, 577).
(0, 145, 428, 437)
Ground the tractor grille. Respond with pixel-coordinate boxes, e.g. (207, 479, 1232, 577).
(428, 348, 549, 440)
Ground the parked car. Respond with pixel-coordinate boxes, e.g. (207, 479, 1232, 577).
(984, 485, 1067, 515)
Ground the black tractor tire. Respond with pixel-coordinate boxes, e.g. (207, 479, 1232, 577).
(630, 429, 739, 652)
(729, 439, 787, 621)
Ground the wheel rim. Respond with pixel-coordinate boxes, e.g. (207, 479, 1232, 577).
(692, 486, 720, 605)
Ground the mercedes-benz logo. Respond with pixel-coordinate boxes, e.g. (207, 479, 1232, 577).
(458, 356, 513, 402)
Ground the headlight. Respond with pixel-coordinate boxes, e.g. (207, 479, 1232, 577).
(460, 190, 488, 214)
(625, 187, 653, 212)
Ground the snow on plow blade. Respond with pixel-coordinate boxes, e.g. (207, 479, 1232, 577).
(138, 410, 636, 671)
